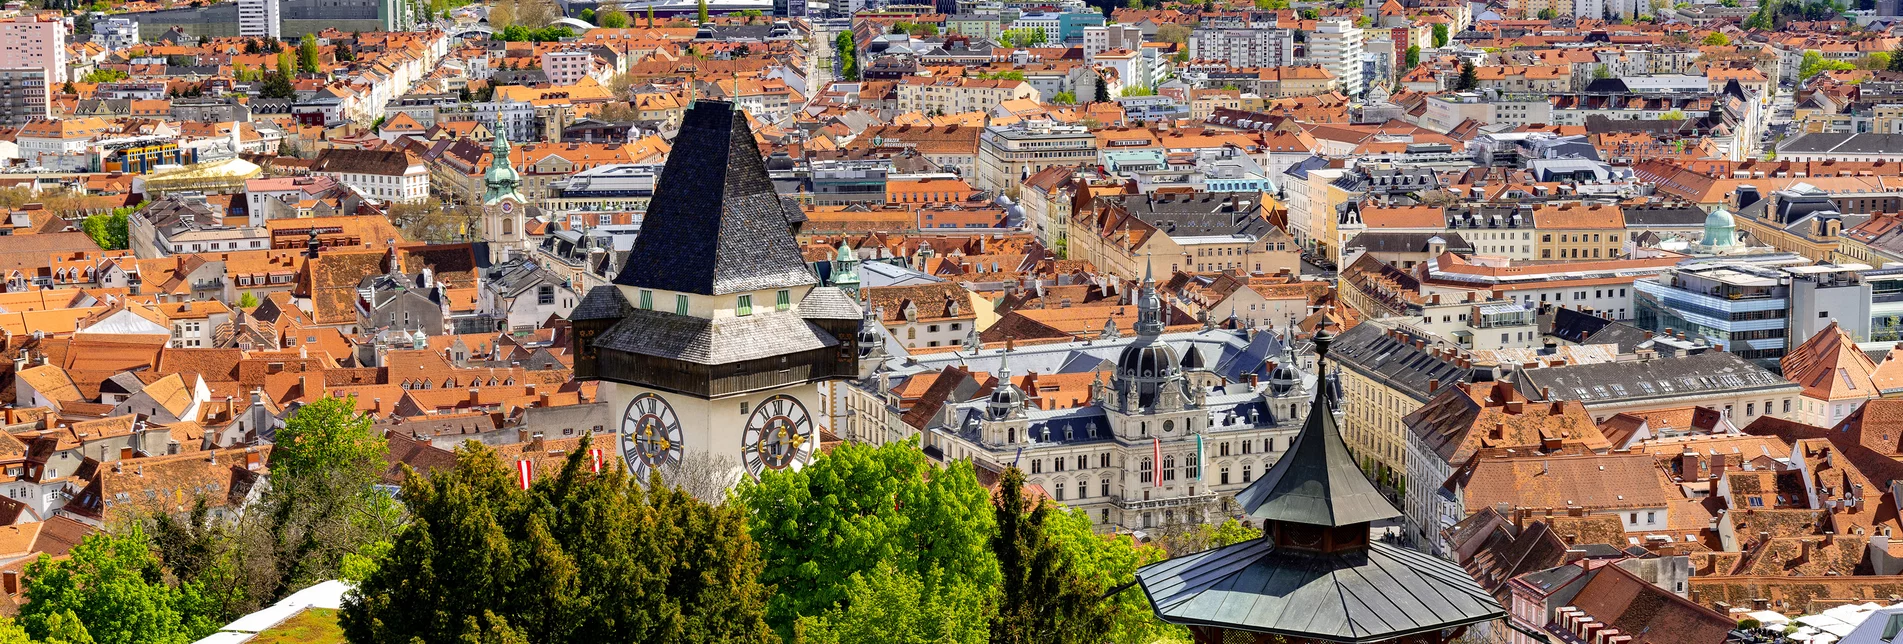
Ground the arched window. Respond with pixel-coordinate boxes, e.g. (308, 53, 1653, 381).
(1139, 458, 1153, 483)
(1162, 455, 1176, 482)
(1219, 464, 1231, 485)
(501, 217, 514, 235)
(1007, 428, 1016, 443)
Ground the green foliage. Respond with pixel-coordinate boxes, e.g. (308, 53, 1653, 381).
(1739, 618, 1762, 630)
(260, 395, 400, 598)
(1456, 60, 1478, 90)
(497, 25, 574, 41)
(1403, 44, 1420, 69)
(598, 8, 629, 27)
(80, 206, 131, 250)
(1537, 7, 1556, 18)
(1051, 90, 1077, 104)
(793, 562, 988, 644)
(892, 20, 939, 35)
(1000, 27, 1048, 48)
(81, 68, 127, 83)
(1660, 109, 1687, 120)
(340, 439, 779, 644)
(991, 467, 1152, 644)
(834, 31, 858, 80)
(260, 72, 295, 99)
(1862, 51, 1893, 70)
(1890, 42, 1903, 71)
(1120, 86, 1155, 96)
(277, 50, 294, 78)
(1253, 0, 1288, 8)
(737, 442, 997, 640)
(579, 7, 594, 22)
(238, 291, 259, 308)
(1703, 31, 1730, 46)
(297, 33, 320, 74)
(697, 0, 708, 23)
(276, 396, 387, 484)
(1431, 22, 1449, 47)
(1300, 7, 1318, 18)
(1798, 50, 1855, 80)
(0, 616, 35, 644)
(20, 527, 218, 644)
(975, 70, 1026, 80)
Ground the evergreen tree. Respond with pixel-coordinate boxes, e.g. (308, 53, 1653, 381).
(1431, 22, 1449, 47)
(988, 468, 1118, 644)
(1889, 42, 1903, 71)
(1403, 45, 1420, 70)
(737, 442, 997, 639)
(698, 0, 709, 23)
(1456, 60, 1478, 90)
(340, 439, 778, 644)
(260, 72, 295, 99)
(276, 50, 294, 79)
(1094, 70, 1111, 103)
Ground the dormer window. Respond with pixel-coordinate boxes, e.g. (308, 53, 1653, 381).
(737, 294, 753, 316)
(676, 294, 689, 315)
(777, 289, 790, 311)
(639, 290, 653, 310)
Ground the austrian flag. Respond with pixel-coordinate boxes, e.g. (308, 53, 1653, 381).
(516, 459, 533, 490)
(589, 449, 605, 473)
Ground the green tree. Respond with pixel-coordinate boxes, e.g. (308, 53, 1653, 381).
(794, 562, 988, 644)
(697, 0, 708, 23)
(834, 31, 858, 80)
(1863, 51, 1893, 70)
(989, 467, 1121, 644)
(297, 33, 320, 74)
(261, 395, 398, 598)
(31, 611, 91, 644)
(260, 72, 295, 99)
(341, 439, 779, 644)
(0, 616, 35, 644)
(1300, 7, 1319, 18)
(1403, 44, 1420, 69)
(1456, 60, 1478, 90)
(1094, 72, 1111, 102)
(737, 442, 998, 639)
(81, 68, 127, 83)
(1890, 42, 1903, 71)
(238, 291, 259, 308)
(19, 527, 219, 644)
(276, 50, 294, 79)
(80, 207, 130, 250)
(1253, 0, 1288, 8)
(598, 8, 630, 27)
(1703, 31, 1730, 46)
(1051, 90, 1077, 104)
(1798, 50, 1855, 80)
(647, 4, 655, 26)
(579, 7, 594, 22)
(1537, 7, 1557, 18)
(1432, 22, 1449, 47)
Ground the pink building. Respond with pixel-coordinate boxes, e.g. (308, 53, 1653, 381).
(0, 14, 67, 84)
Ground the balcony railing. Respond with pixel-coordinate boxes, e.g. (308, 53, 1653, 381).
(1114, 491, 1219, 512)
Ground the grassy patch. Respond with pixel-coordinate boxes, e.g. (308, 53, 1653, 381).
(250, 608, 347, 644)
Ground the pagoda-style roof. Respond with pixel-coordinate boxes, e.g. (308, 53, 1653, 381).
(1135, 329, 1504, 643)
(1136, 538, 1504, 643)
(612, 99, 815, 296)
(1231, 340, 1399, 528)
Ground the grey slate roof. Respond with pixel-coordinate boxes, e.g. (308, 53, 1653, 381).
(1233, 332, 1399, 528)
(593, 308, 838, 365)
(1342, 231, 1473, 254)
(1136, 539, 1505, 642)
(613, 100, 817, 296)
(572, 285, 631, 322)
(1515, 350, 1790, 406)
(1327, 322, 1469, 404)
(1778, 131, 1903, 155)
(799, 286, 863, 320)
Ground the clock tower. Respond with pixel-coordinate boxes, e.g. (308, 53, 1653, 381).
(482, 121, 529, 264)
(572, 100, 861, 485)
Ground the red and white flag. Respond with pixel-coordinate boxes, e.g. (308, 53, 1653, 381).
(588, 449, 604, 474)
(1152, 436, 1162, 488)
(516, 459, 533, 490)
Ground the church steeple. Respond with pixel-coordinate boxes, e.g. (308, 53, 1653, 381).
(1134, 256, 1164, 337)
(483, 121, 523, 204)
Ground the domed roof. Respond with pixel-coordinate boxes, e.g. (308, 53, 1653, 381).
(1118, 338, 1182, 380)
(1705, 207, 1735, 228)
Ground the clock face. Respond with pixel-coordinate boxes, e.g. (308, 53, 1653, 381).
(741, 394, 813, 477)
(500, 200, 515, 213)
(620, 393, 683, 482)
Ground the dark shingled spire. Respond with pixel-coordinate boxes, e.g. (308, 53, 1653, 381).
(613, 100, 816, 295)
(1232, 328, 1401, 527)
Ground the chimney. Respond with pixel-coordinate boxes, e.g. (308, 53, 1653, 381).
(1506, 400, 1524, 413)
(1429, 378, 1440, 393)
(1679, 452, 1699, 479)
(1, 570, 16, 596)
(1491, 422, 1506, 440)
(1541, 386, 1552, 400)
